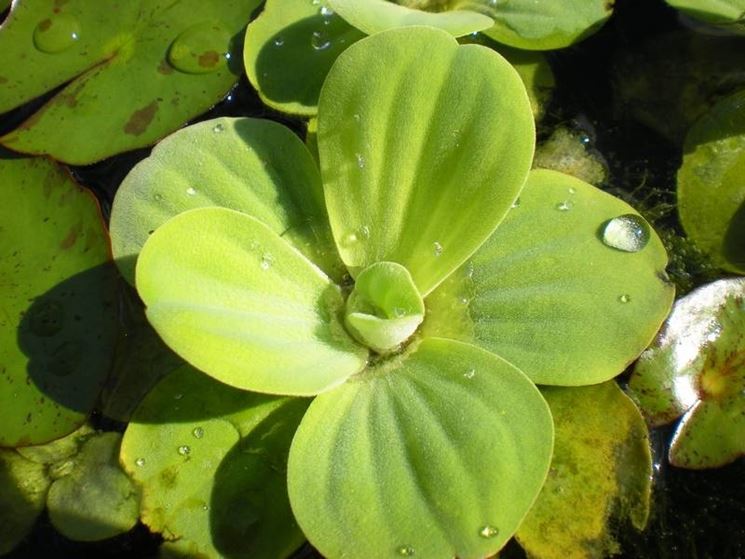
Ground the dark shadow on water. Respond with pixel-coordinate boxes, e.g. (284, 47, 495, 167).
(17, 263, 119, 417)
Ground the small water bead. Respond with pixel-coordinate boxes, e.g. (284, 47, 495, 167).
(555, 200, 573, 212)
(353, 113, 361, 122)
(618, 294, 631, 304)
(568, 187, 577, 195)
(511, 197, 521, 209)
(311, 30, 331, 51)
(186, 187, 197, 196)
(178, 445, 191, 456)
(311, 0, 320, 4)
(396, 545, 415, 556)
(168, 23, 232, 74)
(433, 241, 443, 256)
(342, 232, 358, 246)
(33, 14, 81, 54)
(260, 253, 274, 270)
(135, 457, 146, 467)
(355, 153, 365, 168)
(359, 225, 370, 239)
(320, 6, 334, 17)
(601, 214, 650, 253)
(464, 368, 476, 379)
(212, 122, 225, 133)
(273, 36, 285, 47)
(192, 426, 204, 439)
(479, 525, 499, 539)
(174, 393, 183, 400)
(202, 504, 209, 511)
(154, 193, 164, 201)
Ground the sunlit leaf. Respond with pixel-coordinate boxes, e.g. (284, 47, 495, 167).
(136, 207, 367, 395)
(110, 116, 342, 284)
(0, 157, 117, 447)
(122, 365, 308, 558)
(629, 278, 745, 468)
(678, 89, 745, 274)
(423, 169, 674, 386)
(319, 26, 534, 296)
(243, 0, 365, 116)
(0, 0, 261, 164)
(517, 382, 652, 559)
(288, 337, 553, 559)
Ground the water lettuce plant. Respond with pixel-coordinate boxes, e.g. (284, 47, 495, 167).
(109, 26, 673, 557)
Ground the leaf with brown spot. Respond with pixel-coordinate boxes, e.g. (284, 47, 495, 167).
(0, 0, 262, 164)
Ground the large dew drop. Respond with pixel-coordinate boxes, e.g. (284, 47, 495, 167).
(33, 15, 81, 54)
(602, 214, 650, 253)
(167, 23, 232, 74)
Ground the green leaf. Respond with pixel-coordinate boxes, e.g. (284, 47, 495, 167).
(110, 116, 342, 285)
(327, 0, 494, 37)
(479, 0, 613, 50)
(0, 0, 261, 164)
(423, 169, 674, 386)
(678, 89, 745, 274)
(47, 432, 140, 541)
(629, 278, 745, 468)
(136, 207, 367, 395)
(0, 157, 117, 447)
(0, 449, 51, 555)
(122, 365, 307, 558)
(288, 337, 553, 559)
(243, 0, 365, 116)
(319, 26, 534, 296)
(345, 262, 425, 353)
(666, 0, 745, 25)
(516, 382, 652, 559)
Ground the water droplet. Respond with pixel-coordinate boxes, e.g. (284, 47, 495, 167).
(174, 393, 183, 400)
(555, 201, 572, 211)
(459, 296, 469, 305)
(433, 241, 443, 256)
(135, 457, 146, 467)
(154, 193, 163, 201)
(192, 426, 204, 439)
(186, 187, 197, 196)
(464, 368, 476, 379)
(479, 525, 499, 539)
(311, 0, 320, 4)
(568, 187, 576, 195)
(33, 15, 80, 54)
(178, 445, 191, 456)
(393, 307, 406, 318)
(28, 298, 65, 337)
(359, 225, 370, 239)
(511, 197, 521, 209)
(601, 214, 650, 253)
(260, 253, 274, 270)
(320, 6, 334, 16)
(342, 232, 358, 246)
(202, 504, 209, 511)
(618, 294, 631, 303)
(396, 545, 415, 556)
(353, 113, 361, 122)
(273, 36, 284, 47)
(167, 23, 231, 74)
(355, 153, 365, 168)
(311, 30, 331, 50)
(212, 122, 224, 133)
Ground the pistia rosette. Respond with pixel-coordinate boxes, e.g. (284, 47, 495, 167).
(112, 26, 673, 558)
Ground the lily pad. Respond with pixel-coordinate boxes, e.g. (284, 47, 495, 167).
(0, 157, 117, 447)
(478, 0, 613, 50)
(516, 382, 652, 559)
(288, 337, 553, 559)
(0, 0, 261, 164)
(243, 0, 365, 116)
(110, 116, 342, 285)
(629, 278, 745, 468)
(678, 89, 745, 274)
(423, 169, 674, 386)
(319, 26, 534, 296)
(0, 449, 51, 555)
(47, 432, 140, 541)
(136, 207, 368, 396)
(122, 365, 308, 558)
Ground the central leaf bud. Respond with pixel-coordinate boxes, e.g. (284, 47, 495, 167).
(344, 262, 425, 354)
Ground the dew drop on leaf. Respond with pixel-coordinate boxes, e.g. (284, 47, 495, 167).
(273, 36, 285, 47)
(212, 123, 225, 133)
(555, 200, 573, 212)
(33, 15, 81, 54)
(186, 187, 197, 196)
(618, 294, 631, 303)
(167, 23, 231, 74)
(396, 545, 415, 556)
(355, 153, 365, 169)
(464, 368, 476, 379)
(178, 445, 191, 456)
(260, 253, 274, 270)
(601, 214, 650, 253)
(511, 197, 521, 208)
(479, 525, 499, 539)
(135, 457, 146, 467)
(192, 426, 204, 439)
(433, 241, 443, 256)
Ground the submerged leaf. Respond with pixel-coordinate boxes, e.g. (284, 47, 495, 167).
(517, 382, 652, 559)
(136, 207, 367, 396)
(629, 278, 745, 468)
(678, 89, 745, 274)
(319, 26, 534, 295)
(423, 169, 674, 386)
(0, 0, 261, 164)
(0, 157, 116, 447)
(288, 337, 553, 559)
